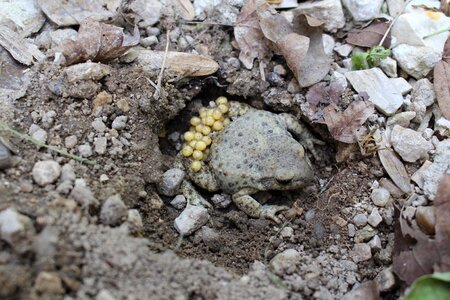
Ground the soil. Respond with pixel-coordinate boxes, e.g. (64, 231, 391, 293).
(0, 6, 410, 300)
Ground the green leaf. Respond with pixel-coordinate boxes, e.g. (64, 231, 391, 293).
(406, 272, 450, 300)
(351, 51, 370, 70)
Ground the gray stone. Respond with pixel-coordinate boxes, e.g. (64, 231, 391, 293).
(391, 125, 433, 162)
(96, 289, 117, 300)
(280, 226, 294, 238)
(403, 206, 416, 221)
(352, 213, 368, 227)
(269, 249, 301, 276)
(126, 209, 143, 234)
(112, 116, 128, 130)
(367, 235, 382, 251)
(371, 187, 390, 207)
(411, 160, 432, 189)
(345, 68, 403, 116)
(375, 267, 396, 292)
(174, 204, 209, 236)
(170, 195, 187, 210)
(211, 193, 232, 208)
(42, 110, 57, 128)
(383, 206, 395, 225)
(334, 44, 353, 57)
(368, 208, 382, 227)
(32, 160, 61, 186)
(294, 0, 345, 32)
(65, 135, 78, 149)
(60, 164, 76, 182)
(34, 271, 64, 294)
(200, 226, 221, 252)
(101, 195, 128, 226)
(94, 137, 107, 155)
(92, 118, 107, 133)
(50, 28, 77, 48)
(380, 57, 397, 77)
(390, 77, 412, 95)
(0, 208, 35, 249)
(342, 0, 383, 21)
(32, 128, 48, 144)
(392, 44, 441, 79)
(348, 223, 356, 237)
(355, 225, 376, 243)
(350, 243, 372, 263)
(386, 111, 416, 127)
(70, 181, 99, 208)
(411, 79, 435, 107)
(424, 139, 450, 200)
(65, 62, 111, 82)
(140, 36, 158, 47)
(78, 144, 93, 157)
(322, 34, 336, 56)
(158, 168, 185, 196)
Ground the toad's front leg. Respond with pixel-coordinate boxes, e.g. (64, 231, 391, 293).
(232, 190, 288, 223)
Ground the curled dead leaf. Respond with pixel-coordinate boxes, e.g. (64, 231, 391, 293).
(56, 19, 140, 66)
(170, 0, 195, 20)
(346, 19, 391, 48)
(323, 101, 374, 144)
(434, 61, 450, 120)
(378, 148, 411, 193)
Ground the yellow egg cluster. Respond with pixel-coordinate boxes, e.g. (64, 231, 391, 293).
(181, 96, 231, 172)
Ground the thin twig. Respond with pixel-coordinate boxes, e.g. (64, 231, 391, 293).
(153, 30, 170, 100)
(0, 121, 96, 165)
(378, 0, 413, 47)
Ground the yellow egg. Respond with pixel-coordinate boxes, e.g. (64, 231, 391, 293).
(223, 118, 231, 126)
(212, 109, 222, 120)
(194, 132, 203, 141)
(183, 131, 195, 142)
(218, 104, 229, 114)
(199, 109, 207, 118)
(195, 124, 204, 132)
(212, 121, 224, 131)
(206, 109, 214, 117)
(191, 161, 202, 172)
(189, 140, 197, 148)
(181, 145, 193, 157)
(202, 136, 212, 146)
(204, 116, 215, 126)
(192, 150, 203, 160)
(201, 126, 211, 135)
(190, 116, 201, 126)
(216, 96, 228, 105)
(195, 141, 207, 151)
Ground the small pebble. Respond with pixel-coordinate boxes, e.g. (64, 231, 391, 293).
(99, 174, 109, 182)
(112, 116, 128, 130)
(280, 226, 294, 238)
(65, 135, 78, 149)
(269, 249, 301, 276)
(174, 204, 209, 236)
(348, 223, 356, 237)
(375, 267, 396, 292)
(171, 195, 187, 210)
(352, 213, 368, 227)
(158, 168, 185, 196)
(100, 195, 128, 226)
(371, 188, 390, 207)
(210, 193, 232, 209)
(32, 160, 61, 186)
(116, 99, 130, 113)
(94, 137, 107, 155)
(78, 144, 93, 157)
(126, 209, 143, 234)
(367, 235, 382, 251)
(92, 118, 107, 133)
(34, 271, 64, 294)
(140, 36, 158, 47)
(367, 208, 382, 227)
(403, 206, 416, 221)
(350, 243, 372, 263)
(200, 226, 221, 252)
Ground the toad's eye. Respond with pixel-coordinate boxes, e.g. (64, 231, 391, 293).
(276, 178, 293, 185)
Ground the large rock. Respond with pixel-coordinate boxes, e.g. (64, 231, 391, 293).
(294, 0, 345, 32)
(423, 139, 450, 200)
(342, 0, 383, 21)
(390, 125, 433, 162)
(392, 44, 441, 79)
(174, 205, 209, 236)
(345, 68, 403, 116)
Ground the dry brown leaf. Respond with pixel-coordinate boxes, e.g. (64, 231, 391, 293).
(170, 0, 195, 20)
(434, 60, 450, 120)
(38, 0, 118, 27)
(323, 101, 374, 144)
(378, 149, 411, 193)
(56, 19, 140, 66)
(443, 36, 450, 63)
(234, 0, 272, 69)
(291, 14, 331, 87)
(434, 174, 450, 272)
(136, 50, 219, 76)
(346, 19, 391, 48)
(257, 5, 293, 43)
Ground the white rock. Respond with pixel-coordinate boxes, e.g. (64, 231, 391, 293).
(380, 57, 397, 78)
(32, 160, 61, 186)
(330, 71, 348, 90)
(94, 137, 107, 155)
(386, 0, 404, 17)
(50, 29, 78, 48)
(371, 188, 390, 207)
(353, 213, 368, 227)
(65, 135, 78, 149)
(391, 125, 433, 162)
(411, 79, 435, 107)
(0, 208, 34, 247)
(171, 195, 187, 210)
(32, 128, 48, 144)
(269, 249, 301, 276)
(280, 226, 294, 238)
(322, 34, 336, 56)
(0, 0, 45, 37)
(342, 0, 383, 21)
(92, 118, 107, 133)
(390, 77, 412, 95)
(174, 204, 209, 236)
(294, 0, 345, 32)
(411, 160, 432, 189)
(368, 235, 382, 250)
(78, 144, 93, 157)
(158, 168, 185, 196)
(140, 36, 158, 47)
(387, 111, 417, 127)
(392, 44, 442, 79)
(334, 44, 353, 57)
(65, 62, 111, 82)
(112, 116, 128, 130)
(126, 209, 143, 233)
(368, 208, 383, 227)
(100, 195, 128, 226)
(423, 139, 450, 200)
(391, 11, 450, 52)
(345, 68, 403, 116)
(436, 118, 450, 137)
(193, 0, 239, 24)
